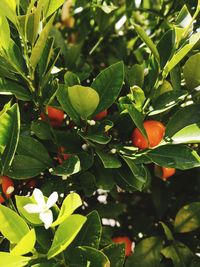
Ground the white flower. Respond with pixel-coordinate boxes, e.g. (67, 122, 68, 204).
(24, 188, 58, 229)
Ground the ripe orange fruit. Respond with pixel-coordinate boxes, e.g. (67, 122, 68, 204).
(154, 165, 176, 181)
(57, 147, 71, 164)
(131, 120, 165, 149)
(112, 236, 132, 256)
(94, 110, 108, 120)
(41, 106, 64, 128)
(0, 176, 14, 203)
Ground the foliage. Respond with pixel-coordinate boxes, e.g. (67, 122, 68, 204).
(0, 0, 200, 266)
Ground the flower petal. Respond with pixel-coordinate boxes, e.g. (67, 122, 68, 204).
(39, 210, 53, 229)
(47, 192, 58, 209)
(33, 188, 45, 206)
(24, 204, 41, 213)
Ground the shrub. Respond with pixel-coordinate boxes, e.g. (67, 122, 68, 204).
(0, 0, 200, 266)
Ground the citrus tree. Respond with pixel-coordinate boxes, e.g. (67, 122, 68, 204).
(0, 0, 200, 266)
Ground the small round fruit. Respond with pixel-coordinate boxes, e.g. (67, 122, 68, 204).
(0, 176, 14, 203)
(112, 236, 132, 257)
(154, 165, 176, 180)
(94, 110, 108, 120)
(26, 179, 37, 189)
(131, 120, 165, 149)
(41, 106, 64, 128)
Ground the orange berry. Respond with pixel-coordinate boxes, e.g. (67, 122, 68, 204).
(0, 176, 14, 203)
(94, 110, 108, 120)
(154, 165, 176, 180)
(131, 120, 165, 149)
(41, 106, 64, 128)
(112, 236, 132, 257)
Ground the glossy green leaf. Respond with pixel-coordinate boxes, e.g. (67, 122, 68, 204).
(0, 15, 10, 49)
(57, 84, 80, 126)
(0, 204, 29, 243)
(174, 202, 200, 233)
(161, 241, 193, 267)
(42, 0, 65, 18)
(0, 0, 17, 24)
(68, 85, 99, 120)
(6, 155, 47, 179)
(30, 14, 55, 69)
(157, 29, 176, 68)
(160, 222, 174, 241)
(77, 246, 110, 267)
(183, 53, 200, 90)
(91, 62, 124, 115)
(31, 120, 52, 140)
(165, 104, 200, 138)
(0, 103, 20, 174)
(11, 229, 36, 256)
(123, 104, 147, 140)
(96, 149, 121, 168)
(47, 214, 87, 259)
(171, 123, 200, 144)
(52, 155, 81, 176)
(51, 193, 82, 227)
(0, 78, 32, 100)
(163, 32, 200, 76)
(149, 90, 188, 116)
(0, 252, 31, 267)
(125, 237, 163, 267)
(102, 243, 125, 267)
(147, 145, 200, 170)
(133, 23, 160, 62)
(17, 136, 52, 167)
(125, 64, 144, 87)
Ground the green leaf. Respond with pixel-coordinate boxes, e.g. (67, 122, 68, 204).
(0, 15, 10, 49)
(0, 78, 32, 101)
(171, 123, 200, 144)
(91, 62, 124, 115)
(165, 104, 200, 138)
(42, 0, 65, 18)
(57, 84, 81, 125)
(161, 241, 193, 267)
(17, 136, 52, 167)
(0, 103, 20, 174)
(0, 204, 29, 244)
(68, 85, 100, 120)
(77, 246, 110, 267)
(149, 90, 188, 116)
(147, 145, 200, 170)
(160, 222, 174, 241)
(0, 0, 17, 24)
(157, 29, 175, 68)
(31, 120, 52, 140)
(51, 193, 82, 227)
(30, 14, 55, 69)
(47, 214, 87, 259)
(174, 202, 200, 233)
(133, 23, 160, 62)
(65, 211, 102, 263)
(64, 71, 80, 86)
(163, 32, 200, 76)
(123, 104, 147, 140)
(125, 237, 163, 267)
(0, 252, 31, 267)
(6, 155, 47, 179)
(52, 155, 81, 176)
(96, 149, 121, 168)
(125, 64, 144, 87)
(183, 53, 200, 90)
(102, 243, 125, 267)
(77, 211, 101, 248)
(11, 229, 36, 256)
